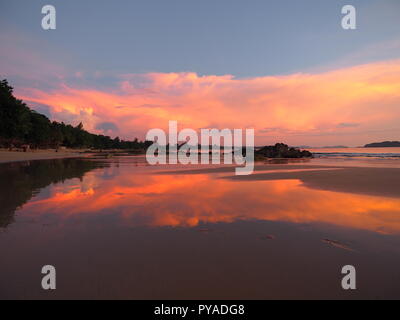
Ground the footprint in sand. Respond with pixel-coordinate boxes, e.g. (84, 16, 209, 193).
(322, 239, 355, 252)
(260, 235, 276, 240)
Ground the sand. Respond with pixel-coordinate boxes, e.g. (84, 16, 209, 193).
(0, 150, 84, 164)
(226, 166, 400, 198)
(160, 162, 400, 198)
(2, 150, 400, 198)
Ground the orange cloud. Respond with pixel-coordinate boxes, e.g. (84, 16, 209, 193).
(16, 59, 400, 146)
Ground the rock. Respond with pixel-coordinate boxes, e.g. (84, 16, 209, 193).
(254, 143, 312, 159)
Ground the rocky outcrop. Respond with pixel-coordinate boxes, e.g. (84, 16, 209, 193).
(255, 143, 312, 159)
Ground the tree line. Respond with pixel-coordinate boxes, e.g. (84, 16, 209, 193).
(0, 79, 151, 150)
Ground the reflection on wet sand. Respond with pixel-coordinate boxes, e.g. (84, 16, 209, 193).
(226, 166, 400, 198)
(0, 159, 108, 228)
(14, 163, 400, 234)
(1, 157, 400, 299)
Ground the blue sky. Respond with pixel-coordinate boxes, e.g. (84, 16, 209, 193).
(1, 0, 399, 80)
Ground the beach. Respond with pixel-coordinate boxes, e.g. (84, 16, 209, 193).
(1, 154, 400, 299)
(0, 149, 86, 164)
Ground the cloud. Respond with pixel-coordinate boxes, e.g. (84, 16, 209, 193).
(95, 122, 119, 135)
(336, 122, 360, 128)
(13, 59, 400, 146)
(0, 30, 67, 89)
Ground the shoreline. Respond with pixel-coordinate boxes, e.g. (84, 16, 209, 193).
(2, 150, 400, 199)
(0, 150, 85, 164)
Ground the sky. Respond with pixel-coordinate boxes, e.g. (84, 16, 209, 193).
(0, 0, 400, 146)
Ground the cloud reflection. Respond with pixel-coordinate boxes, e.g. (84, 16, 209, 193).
(20, 168, 400, 234)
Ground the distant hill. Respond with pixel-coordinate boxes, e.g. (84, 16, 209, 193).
(364, 141, 400, 148)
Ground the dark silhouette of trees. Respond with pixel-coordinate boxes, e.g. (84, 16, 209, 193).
(0, 79, 31, 141)
(0, 79, 151, 150)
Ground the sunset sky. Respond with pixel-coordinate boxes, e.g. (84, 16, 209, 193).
(1, 0, 400, 146)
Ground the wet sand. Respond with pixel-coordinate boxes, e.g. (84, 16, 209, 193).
(1, 156, 400, 299)
(160, 161, 400, 198)
(0, 150, 83, 164)
(226, 166, 400, 198)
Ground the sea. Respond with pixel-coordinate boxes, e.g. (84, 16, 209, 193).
(309, 147, 400, 159)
